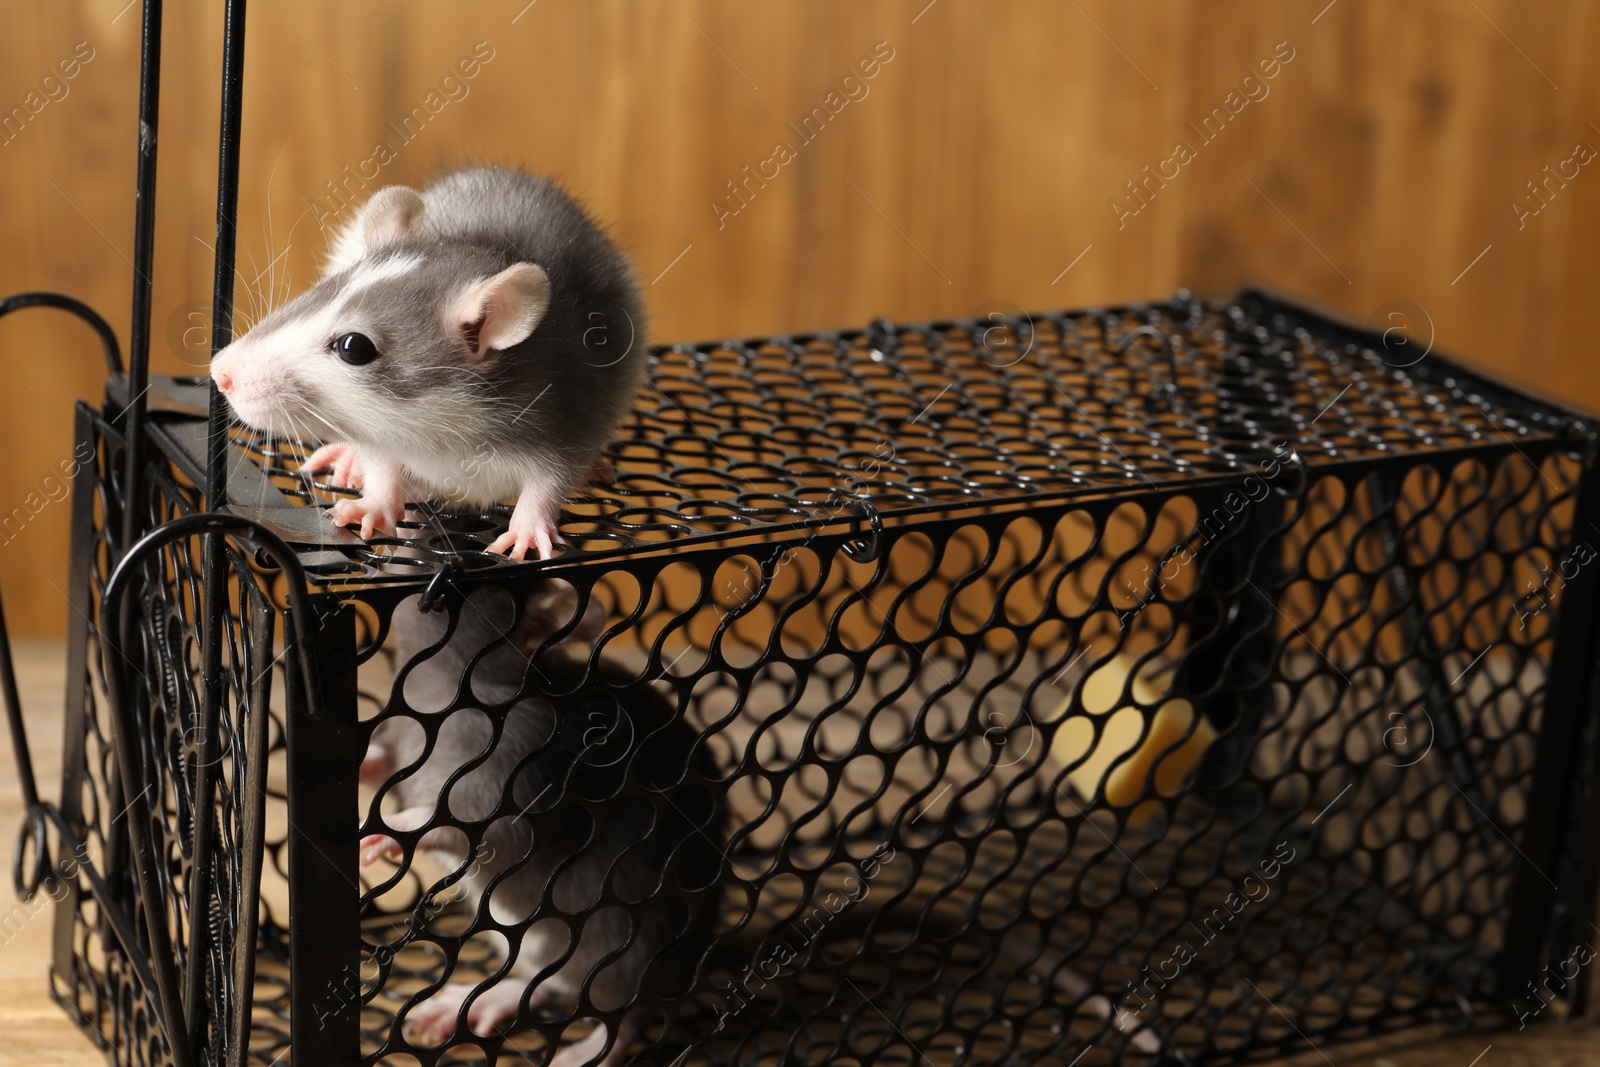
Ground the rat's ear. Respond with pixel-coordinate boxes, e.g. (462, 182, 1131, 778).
(326, 186, 425, 272)
(453, 263, 551, 359)
(360, 186, 425, 248)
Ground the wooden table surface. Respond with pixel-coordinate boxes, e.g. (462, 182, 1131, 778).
(0, 640, 1594, 1067)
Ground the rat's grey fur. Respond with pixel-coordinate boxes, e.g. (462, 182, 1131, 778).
(367, 586, 723, 1051)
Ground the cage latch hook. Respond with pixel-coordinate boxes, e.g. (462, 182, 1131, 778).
(1113, 324, 1180, 410)
(843, 500, 884, 563)
(1272, 441, 1310, 499)
(419, 558, 466, 613)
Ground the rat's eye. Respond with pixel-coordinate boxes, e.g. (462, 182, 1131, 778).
(333, 332, 380, 366)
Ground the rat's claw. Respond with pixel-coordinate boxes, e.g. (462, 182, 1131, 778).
(486, 522, 560, 561)
(402, 983, 473, 1046)
(359, 833, 403, 867)
(305, 441, 364, 488)
(330, 496, 401, 540)
(361, 804, 435, 866)
(487, 490, 564, 560)
(465, 982, 538, 1037)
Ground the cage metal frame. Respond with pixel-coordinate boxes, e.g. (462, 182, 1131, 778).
(3, 2, 1600, 1066)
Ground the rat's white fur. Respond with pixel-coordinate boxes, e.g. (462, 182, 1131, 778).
(345, 252, 427, 296)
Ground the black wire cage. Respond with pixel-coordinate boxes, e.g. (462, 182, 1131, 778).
(6, 4, 1600, 1067)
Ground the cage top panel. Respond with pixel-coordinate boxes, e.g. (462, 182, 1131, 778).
(165, 288, 1586, 584)
(637, 289, 1582, 486)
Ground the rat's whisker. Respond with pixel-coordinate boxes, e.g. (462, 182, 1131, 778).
(192, 233, 258, 326)
(261, 141, 292, 318)
(293, 396, 343, 444)
(241, 241, 269, 327)
(235, 257, 263, 331)
(287, 409, 321, 453)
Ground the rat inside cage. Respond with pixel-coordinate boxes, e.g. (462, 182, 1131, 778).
(4, 4, 1600, 1067)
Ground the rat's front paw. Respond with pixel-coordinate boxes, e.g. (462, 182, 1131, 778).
(305, 441, 365, 489)
(486, 516, 563, 561)
(359, 832, 404, 867)
(359, 804, 435, 866)
(487, 488, 564, 561)
(401, 983, 473, 1046)
(330, 496, 402, 540)
(401, 981, 548, 1045)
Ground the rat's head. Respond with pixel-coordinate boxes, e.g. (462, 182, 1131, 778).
(210, 185, 551, 448)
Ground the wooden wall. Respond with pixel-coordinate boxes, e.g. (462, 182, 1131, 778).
(1, 0, 1596, 636)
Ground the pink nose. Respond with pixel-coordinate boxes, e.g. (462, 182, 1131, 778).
(214, 368, 233, 392)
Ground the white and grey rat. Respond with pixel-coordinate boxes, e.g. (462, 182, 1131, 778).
(210, 166, 645, 559)
(361, 587, 1163, 1061)
(360, 584, 724, 1066)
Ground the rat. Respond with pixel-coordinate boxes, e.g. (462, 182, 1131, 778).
(209, 165, 645, 559)
(359, 586, 1161, 1063)
(360, 583, 725, 1066)
(360, 588, 1164, 1062)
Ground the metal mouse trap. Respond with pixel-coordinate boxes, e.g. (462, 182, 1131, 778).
(5, 5, 1600, 1067)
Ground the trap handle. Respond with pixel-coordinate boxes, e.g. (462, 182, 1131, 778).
(0, 291, 125, 899)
